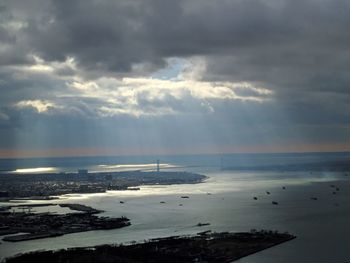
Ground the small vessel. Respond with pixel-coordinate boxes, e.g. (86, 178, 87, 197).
(253, 197, 258, 200)
(272, 201, 278, 205)
(127, 187, 140, 191)
(196, 222, 210, 227)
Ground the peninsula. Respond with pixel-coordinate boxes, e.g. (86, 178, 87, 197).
(3, 230, 296, 263)
(0, 204, 130, 242)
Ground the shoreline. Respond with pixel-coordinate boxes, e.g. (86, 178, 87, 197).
(2, 231, 296, 263)
(0, 203, 130, 243)
(0, 171, 207, 200)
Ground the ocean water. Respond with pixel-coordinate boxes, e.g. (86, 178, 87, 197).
(0, 153, 350, 262)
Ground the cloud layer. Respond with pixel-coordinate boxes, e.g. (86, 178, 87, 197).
(1, 0, 350, 157)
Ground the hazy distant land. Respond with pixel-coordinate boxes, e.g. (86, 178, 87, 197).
(0, 171, 207, 200)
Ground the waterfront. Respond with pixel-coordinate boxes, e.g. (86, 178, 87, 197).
(5, 231, 296, 263)
(0, 203, 130, 242)
(0, 171, 205, 199)
(1, 163, 350, 262)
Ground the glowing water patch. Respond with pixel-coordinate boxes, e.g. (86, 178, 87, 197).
(12, 167, 57, 174)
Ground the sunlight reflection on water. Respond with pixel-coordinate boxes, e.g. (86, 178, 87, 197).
(11, 167, 58, 174)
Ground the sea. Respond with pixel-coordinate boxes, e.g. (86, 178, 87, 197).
(0, 152, 350, 263)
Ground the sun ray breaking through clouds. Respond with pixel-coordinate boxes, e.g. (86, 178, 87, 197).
(1, 0, 350, 157)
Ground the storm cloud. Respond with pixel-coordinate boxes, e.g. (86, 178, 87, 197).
(1, 0, 350, 157)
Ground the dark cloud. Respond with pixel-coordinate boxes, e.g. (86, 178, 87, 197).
(3, 0, 350, 78)
(1, 0, 350, 155)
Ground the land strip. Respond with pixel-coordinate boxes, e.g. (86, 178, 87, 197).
(0, 204, 130, 242)
(0, 171, 206, 199)
(3, 230, 296, 263)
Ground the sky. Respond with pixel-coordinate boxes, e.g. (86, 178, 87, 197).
(0, 0, 350, 158)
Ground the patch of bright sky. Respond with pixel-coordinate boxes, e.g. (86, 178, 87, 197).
(151, 58, 189, 80)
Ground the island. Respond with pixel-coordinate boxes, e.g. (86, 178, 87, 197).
(0, 171, 207, 200)
(3, 230, 296, 263)
(0, 204, 130, 242)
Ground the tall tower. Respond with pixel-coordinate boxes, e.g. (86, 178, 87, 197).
(157, 159, 160, 172)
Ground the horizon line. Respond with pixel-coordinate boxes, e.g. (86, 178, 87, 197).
(0, 149, 350, 160)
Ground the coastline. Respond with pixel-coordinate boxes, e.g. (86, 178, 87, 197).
(3, 231, 296, 263)
(0, 203, 130, 243)
(0, 171, 207, 201)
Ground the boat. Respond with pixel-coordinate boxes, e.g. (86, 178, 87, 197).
(196, 222, 211, 227)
